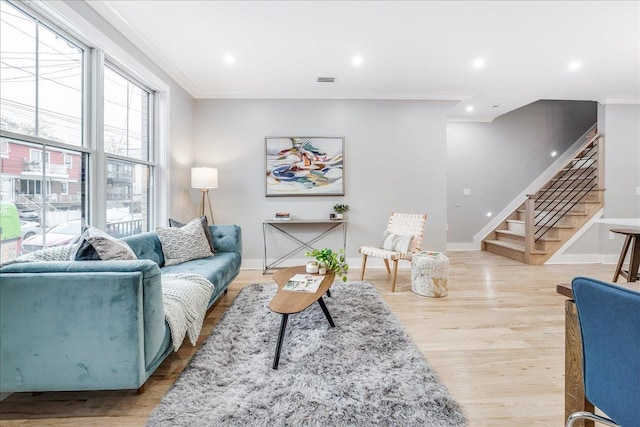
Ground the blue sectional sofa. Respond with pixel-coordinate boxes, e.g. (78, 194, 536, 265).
(0, 224, 242, 393)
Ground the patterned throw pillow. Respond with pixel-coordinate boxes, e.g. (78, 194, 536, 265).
(168, 216, 215, 253)
(71, 226, 138, 261)
(156, 217, 214, 266)
(380, 231, 413, 253)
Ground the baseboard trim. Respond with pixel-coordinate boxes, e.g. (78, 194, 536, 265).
(447, 243, 480, 251)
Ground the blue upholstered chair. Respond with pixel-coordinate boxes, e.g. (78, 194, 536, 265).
(566, 277, 640, 427)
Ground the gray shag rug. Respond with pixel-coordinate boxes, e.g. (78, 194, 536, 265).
(147, 282, 467, 427)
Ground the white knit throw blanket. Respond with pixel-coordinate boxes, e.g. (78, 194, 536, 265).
(162, 273, 214, 351)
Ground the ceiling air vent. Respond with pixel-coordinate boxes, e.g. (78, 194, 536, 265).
(317, 77, 336, 83)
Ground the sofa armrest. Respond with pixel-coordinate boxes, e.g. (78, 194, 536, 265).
(0, 260, 166, 392)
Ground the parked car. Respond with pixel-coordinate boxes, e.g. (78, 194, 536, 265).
(21, 219, 81, 253)
(20, 221, 43, 240)
(19, 210, 40, 223)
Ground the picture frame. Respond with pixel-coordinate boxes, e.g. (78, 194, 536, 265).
(265, 136, 345, 197)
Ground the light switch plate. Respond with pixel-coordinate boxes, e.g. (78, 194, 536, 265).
(609, 231, 615, 240)
(463, 188, 471, 196)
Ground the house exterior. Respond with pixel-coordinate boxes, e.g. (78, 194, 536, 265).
(0, 139, 82, 210)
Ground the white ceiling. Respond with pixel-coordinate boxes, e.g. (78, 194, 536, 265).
(87, 0, 640, 122)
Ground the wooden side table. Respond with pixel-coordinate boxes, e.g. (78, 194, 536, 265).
(611, 228, 640, 282)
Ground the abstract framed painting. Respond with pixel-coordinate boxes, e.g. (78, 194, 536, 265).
(265, 136, 345, 197)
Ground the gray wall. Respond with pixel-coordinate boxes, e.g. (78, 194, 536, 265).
(562, 103, 640, 258)
(446, 100, 597, 244)
(192, 99, 455, 268)
(61, 1, 196, 222)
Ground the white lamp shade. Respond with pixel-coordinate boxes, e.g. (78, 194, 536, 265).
(191, 167, 218, 189)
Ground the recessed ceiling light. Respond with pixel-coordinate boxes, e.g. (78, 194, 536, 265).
(224, 54, 235, 64)
(472, 58, 486, 69)
(568, 60, 581, 71)
(352, 55, 363, 66)
(486, 212, 493, 218)
(466, 105, 474, 112)
(551, 151, 558, 157)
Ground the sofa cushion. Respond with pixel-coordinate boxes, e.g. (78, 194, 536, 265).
(71, 227, 138, 261)
(156, 218, 214, 266)
(161, 252, 242, 302)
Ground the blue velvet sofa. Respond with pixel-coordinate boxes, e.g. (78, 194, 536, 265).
(0, 224, 242, 393)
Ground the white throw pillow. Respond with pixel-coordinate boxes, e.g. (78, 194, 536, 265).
(71, 226, 138, 261)
(168, 216, 215, 253)
(380, 231, 413, 253)
(156, 217, 214, 266)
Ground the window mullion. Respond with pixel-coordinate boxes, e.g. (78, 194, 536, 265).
(34, 21, 39, 136)
(92, 48, 106, 229)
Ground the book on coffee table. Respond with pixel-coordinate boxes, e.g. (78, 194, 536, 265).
(282, 274, 324, 293)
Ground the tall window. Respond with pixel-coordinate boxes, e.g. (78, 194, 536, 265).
(0, 0, 162, 262)
(104, 65, 154, 238)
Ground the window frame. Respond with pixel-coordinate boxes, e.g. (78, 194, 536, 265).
(1, 0, 170, 231)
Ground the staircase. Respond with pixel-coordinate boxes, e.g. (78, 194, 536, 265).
(482, 130, 604, 264)
(15, 194, 58, 214)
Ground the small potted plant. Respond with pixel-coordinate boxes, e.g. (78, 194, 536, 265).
(306, 248, 349, 282)
(332, 204, 350, 219)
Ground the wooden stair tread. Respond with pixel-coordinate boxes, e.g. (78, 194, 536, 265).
(484, 239, 546, 255)
(550, 176, 596, 182)
(539, 187, 602, 196)
(539, 223, 575, 230)
(495, 229, 560, 242)
(517, 209, 588, 217)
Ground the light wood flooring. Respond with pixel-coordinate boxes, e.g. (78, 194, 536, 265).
(0, 251, 616, 426)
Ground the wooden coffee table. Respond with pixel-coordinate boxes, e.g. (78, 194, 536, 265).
(269, 266, 335, 369)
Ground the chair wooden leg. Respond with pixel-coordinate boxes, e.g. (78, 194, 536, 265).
(391, 259, 399, 292)
(383, 259, 391, 274)
(360, 254, 368, 281)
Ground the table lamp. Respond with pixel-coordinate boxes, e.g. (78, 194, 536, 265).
(191, 167, 218, 223)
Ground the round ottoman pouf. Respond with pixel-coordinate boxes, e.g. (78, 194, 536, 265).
(411, 251, 449, 297)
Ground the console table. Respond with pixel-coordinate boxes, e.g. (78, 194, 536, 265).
(262, 219, 347, 274)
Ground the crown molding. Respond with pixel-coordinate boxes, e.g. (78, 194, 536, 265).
(86, 0, 198, 97)
(601, 96, 640, 105)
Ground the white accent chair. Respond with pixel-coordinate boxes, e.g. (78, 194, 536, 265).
(359, 212, 427, 292)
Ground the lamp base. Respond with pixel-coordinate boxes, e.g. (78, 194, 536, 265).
(200, 189, 215, 224)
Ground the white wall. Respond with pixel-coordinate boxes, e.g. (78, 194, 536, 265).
(191, 99, 455, 268)
(447, 100, 597, 244)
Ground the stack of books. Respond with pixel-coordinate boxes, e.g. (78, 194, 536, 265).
(274, 212, 291, 220)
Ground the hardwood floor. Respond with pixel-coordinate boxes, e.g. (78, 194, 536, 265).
(0, 251, 615, 426)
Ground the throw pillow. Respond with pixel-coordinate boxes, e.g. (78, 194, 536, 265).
(70, 226, 138, 261)
(168, 216, 215, 253)
(380, 231, 413, 253)
(156, 217, 214, 266)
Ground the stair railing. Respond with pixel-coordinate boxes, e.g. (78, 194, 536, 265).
(524, 134, 603, 260)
